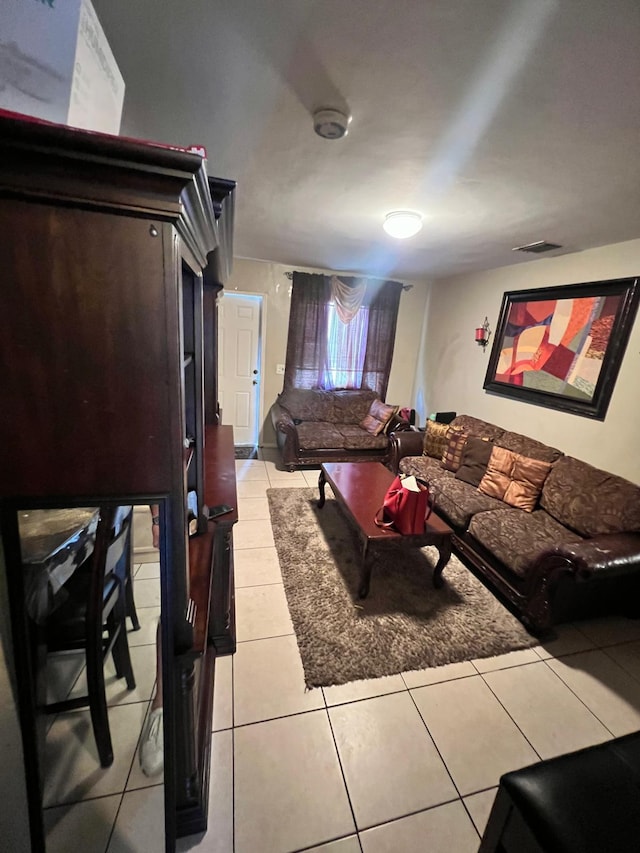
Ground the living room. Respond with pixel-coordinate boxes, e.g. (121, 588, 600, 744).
(225, 239, 640, 484)
(2, 2, 640, 853)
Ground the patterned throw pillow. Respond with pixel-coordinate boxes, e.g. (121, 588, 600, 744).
(455, 436, 493, 487)
(360, 399, 399, 436)
(478, 446, 552, 512)
(422, 420, 450, 458)
(441, 428, 468, 472)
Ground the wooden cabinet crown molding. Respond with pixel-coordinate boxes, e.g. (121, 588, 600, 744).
(206, 176, 236, 286)
(0, 112, 219, 266)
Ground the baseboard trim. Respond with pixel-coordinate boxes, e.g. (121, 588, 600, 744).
(134, 546, 159, 564)
(133, 506, 158, 564)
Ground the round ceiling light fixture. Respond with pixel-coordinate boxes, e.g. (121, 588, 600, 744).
(383, 210, 423, 239)
(313, 108, 352, 140)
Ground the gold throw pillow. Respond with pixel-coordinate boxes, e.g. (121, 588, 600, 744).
(478, 446, 552, 512)
(422, 420, 450, 458)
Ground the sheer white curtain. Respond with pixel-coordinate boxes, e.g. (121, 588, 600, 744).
(322, 276, 368, 388)
(323, 302, 369, 389)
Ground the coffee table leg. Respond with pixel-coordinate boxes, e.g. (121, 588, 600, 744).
(432, 539, 452, 589)
(317, 468, 327, 508)
(358, 540, 372, 599)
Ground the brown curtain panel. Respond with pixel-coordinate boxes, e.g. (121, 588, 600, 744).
(361, 279, 403, 398)
(283, 272, 402, 397)
(283, 273, 330, 389)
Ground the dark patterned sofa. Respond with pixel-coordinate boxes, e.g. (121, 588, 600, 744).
(271, 388, 410, 471)
(390, 415, 640, 634)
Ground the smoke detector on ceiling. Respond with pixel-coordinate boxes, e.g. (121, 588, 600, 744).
(313, 108, 351, 140)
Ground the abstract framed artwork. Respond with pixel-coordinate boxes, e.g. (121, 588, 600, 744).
(483, 277, 639, 419)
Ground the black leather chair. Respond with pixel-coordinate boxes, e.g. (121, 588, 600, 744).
(120, 514, 140, 631)
(44, 506, 136, 767)
(434, 411, 457, 424)
(479, 732, 640, 853)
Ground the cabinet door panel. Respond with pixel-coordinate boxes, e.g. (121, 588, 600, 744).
(0, 201, 176, 498)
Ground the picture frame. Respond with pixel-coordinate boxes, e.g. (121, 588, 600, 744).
(483, 277, 639, 420)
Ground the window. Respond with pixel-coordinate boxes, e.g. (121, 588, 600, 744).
(283, 272, 402, 398)
(323, 301, 369, 389)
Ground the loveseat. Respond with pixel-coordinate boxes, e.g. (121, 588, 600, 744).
(390, 415, 640, 634)
(271, 388, 410, 471)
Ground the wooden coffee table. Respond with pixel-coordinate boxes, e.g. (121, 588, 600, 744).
(318, 462, 453, 598)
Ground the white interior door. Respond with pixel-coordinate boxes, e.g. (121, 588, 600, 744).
(218, 292, 262, 445)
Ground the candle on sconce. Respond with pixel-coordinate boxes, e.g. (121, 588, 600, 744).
(475, 317, 490, 347)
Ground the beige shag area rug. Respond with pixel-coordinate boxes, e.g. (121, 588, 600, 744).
(267, 488, 537, 688)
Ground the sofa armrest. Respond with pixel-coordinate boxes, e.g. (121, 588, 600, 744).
(388, 414, 412, 433)
(535, 533, 640, 581)
(388, 430, 425, 472)
(270, 401, 296, 435)
(270, 401, 300, 469)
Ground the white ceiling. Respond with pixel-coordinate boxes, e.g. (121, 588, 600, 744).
(93, 0, 640, 280)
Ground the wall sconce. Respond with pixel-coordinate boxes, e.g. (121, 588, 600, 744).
(475, 317, 491, 350)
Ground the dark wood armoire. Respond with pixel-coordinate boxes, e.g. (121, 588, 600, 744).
(0, 112, 236, 852)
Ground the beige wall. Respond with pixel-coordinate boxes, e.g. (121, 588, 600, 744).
(424, 238, 640, 482)
(224, 259, 430, 444)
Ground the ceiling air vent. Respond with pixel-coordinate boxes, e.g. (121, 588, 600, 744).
(512, 240, 563, 254)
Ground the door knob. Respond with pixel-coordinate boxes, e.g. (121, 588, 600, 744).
(252, 379, 258, 385)
(253, 369, 259, 375)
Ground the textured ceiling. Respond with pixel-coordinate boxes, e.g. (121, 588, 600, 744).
(93, 0, 640, 280)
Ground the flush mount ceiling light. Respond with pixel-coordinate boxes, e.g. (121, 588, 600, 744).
(383, 210, 423, 239)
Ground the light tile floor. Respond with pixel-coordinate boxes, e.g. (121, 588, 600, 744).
(43, 450, 640, 852)
(42, 558, 163, 852)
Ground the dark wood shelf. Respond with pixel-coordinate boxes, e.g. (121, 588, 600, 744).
(202, 425, 237, 655)
(203, 425, 238, 522)
(177, 425, 238, 836)
(188, 525, 214, 654)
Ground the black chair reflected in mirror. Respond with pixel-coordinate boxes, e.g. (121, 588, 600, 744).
(43, 506, 136, 767)
(122, 514, 140, 631)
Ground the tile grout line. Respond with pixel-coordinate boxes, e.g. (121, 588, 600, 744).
(103, 696, 156, 853)
(477, 670, 544, 762)
(235, 629, 296, 645)
(538, 655, 618, 739)
(460, 797, 485, 841)
(351, 795, 472, 837)
(401, 670, 476, 690)
(290, 834, 363, 853)
(104, 791, 126, 853)
(599, 642, 640, 686)
(233, 703, 328, 731)
(325, 685, 408, 708)
(406, 685, 467, 805)
(323, 704, 363, 847)
(479, 645, 640, 756)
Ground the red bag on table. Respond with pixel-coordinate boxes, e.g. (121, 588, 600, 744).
(374, 474, 432, 535)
